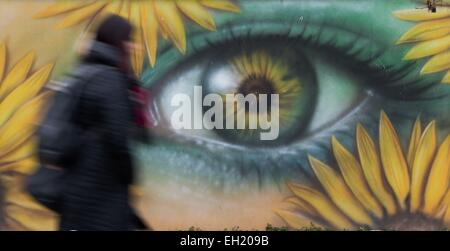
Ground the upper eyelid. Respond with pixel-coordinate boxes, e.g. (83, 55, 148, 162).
(142, 20, 387, 87)
(150, 22, 394, 91)
(150, 20, 441, 101)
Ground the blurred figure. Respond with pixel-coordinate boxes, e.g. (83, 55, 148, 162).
(58, 15, 138, 231)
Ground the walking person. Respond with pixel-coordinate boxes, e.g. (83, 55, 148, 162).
(57, 14, 139, 231)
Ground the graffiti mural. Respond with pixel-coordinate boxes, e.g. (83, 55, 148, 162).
(0, 0, 449, 231)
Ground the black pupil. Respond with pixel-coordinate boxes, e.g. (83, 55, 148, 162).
(238, 75, 275, 111)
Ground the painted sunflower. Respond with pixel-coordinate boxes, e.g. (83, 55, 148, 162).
(394, 1, 450, 84)
(33, 0, 240, 75)
(0, 42, 57, 230)
(277, 111, 450, 230)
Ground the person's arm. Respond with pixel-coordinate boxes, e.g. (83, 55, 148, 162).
(97, 69, 134, 185)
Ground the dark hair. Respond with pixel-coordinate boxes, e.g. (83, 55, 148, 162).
(95, 14, 133, 54)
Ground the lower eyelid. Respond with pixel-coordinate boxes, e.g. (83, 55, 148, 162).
(140, 91, 435, 192)
(136, 135, 307, 188)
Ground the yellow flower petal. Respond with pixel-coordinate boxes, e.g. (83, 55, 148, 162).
(117, 0, 130, 20)
(423, 135, 450, 215)
(444, 207, 450, 224)
(130, 4, 144, 76)
(404, 34, 450, 60)
(407, 118, 422, 168)
(285, 197, 318, 218)
(421, 50, 450, 74)
(140, 1, 158, 67)
(275, 209, 317, 229)
(5, 191, 50, 213)
(394, 7, 450, 85)
(288, 183, 355, 229)
(410, 121, 437, 213)
(33, 1, 96, 18)
(0, 138, 36, 164)
(177, 1, 216, 31)
(200, 0, 240, 13)
(379, 111, 410, 210)
(1, 156, 56, 231)
(154, 0, 187, 54)
(0, 165, 25, 188)
(356, 124, 397, 215)
(442, 70, 450, 84)
(397, 18, 450, 44)
(103, 1, 123, 15)
(435, 189, 450, 221)
(398, 27, 450, 45)
(0, 63, 53, 128)
(0, 51, 35, 100)
(0, 42, 5, 82)
(331, 136, 384, 218)
(56, 2, 108, 29)
(0, 92, 51, 158)
(443, 205, 450, 224)
(393, 8, 450, 21)
(5, 204, 57, 231)
(0, 156, 38, 175)
(4, 182, 51, 213)
(308, 156, 373, 226)
(33, 0, 240, 76)
(5, 217, 28, 231)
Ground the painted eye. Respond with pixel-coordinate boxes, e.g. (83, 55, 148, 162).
(201, 46, 316, 145)
(154, 36, 364, 147)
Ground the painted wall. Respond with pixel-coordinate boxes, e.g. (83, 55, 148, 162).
(0, 0, 449, 231)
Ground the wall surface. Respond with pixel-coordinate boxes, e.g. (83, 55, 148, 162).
(0, 0, 449, 231)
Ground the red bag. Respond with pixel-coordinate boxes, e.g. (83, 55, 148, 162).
(130, 85, 157, 129)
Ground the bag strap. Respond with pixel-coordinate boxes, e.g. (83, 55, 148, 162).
(46, 63, 114, 94)
(70, 64, 115, 101)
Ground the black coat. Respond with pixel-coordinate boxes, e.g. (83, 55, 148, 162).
(59, 42, 135, 231)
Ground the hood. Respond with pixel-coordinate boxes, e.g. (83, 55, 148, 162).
(83, 41, 122, 67)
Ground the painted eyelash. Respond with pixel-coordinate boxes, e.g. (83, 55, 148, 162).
(200, 22, 441, 101)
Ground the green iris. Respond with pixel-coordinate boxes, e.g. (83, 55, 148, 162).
(201, 43, 317, 146)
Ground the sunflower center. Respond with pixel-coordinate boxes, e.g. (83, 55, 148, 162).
(381, 213, 445, 231)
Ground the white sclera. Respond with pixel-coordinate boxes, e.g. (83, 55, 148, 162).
(156, 51, 363, 145)
(306, 56, 362, 132)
